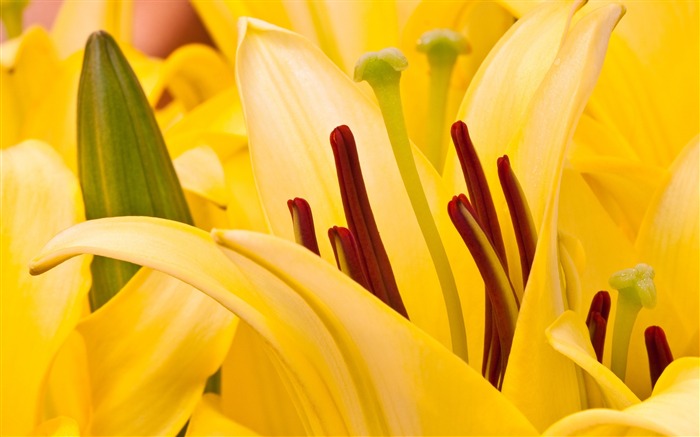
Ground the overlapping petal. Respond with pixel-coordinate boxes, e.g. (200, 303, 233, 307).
(543, 358, 700, 436)
(30, 216, 539, 435)
(1, 142, 89, 435)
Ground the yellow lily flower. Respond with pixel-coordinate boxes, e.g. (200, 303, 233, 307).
(477, 0, 699, 399)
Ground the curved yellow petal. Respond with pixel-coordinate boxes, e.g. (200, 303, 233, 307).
(0, 26, 59, 149)
(543, 357, 700, 436)
(51, 0, 133, 58)
(571, 156, 666, 242)
(630, 138, 699, 397)
(586, 2, 698, 168)
(174, 145, 228, 208)
(221, 322, 306, 435)
(1, 142, 89, 435)
(30, 217, 538, 435)
(445, 0, 582, 195)
(186, 394, 259, 436)
(191, 0, 293, 64)
(151, 44, 235, 111)
(29, 217, 365, 435)
(74, 268, 235, 435)
(30, 416, 81, 437)
(546, 311, 640, 409)
(216, 229, 538, 435)
(236, 17, 454, 351)
(501, 3, 625, 430)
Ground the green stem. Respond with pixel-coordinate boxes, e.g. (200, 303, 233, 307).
(417, 30, 469, 171)
(355, 49, 469, 363)
(610, 295, 641, 380)
(609, 263, 657, 381)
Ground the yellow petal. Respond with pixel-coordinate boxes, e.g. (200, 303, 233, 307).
(500, 3, 625, 430)
(51, 0, 133, 58)
(75, 267, 235, 435)
(558, 168, 636, 326)
(190, 0, 293, 64)
(585, 1, 699, 167)
(1, 142, 89, 435)
(174, 145, 228, 208)
(30, 217, 357, 435)
(151, 45, 235, 111)
(445, 0, 582, 194)
(41, 332, 91, 432)
(220, 322, 306, 435)
(570, 156, 666, 242)
(543, 357, 700, 436)
(236, 17, 454, 351)
(0, 26, 59, 149)
(30, 416, 81, 437)
(30, 217, 538, 435)
(186, 394, 259, 436)
(630, 138, 699, 397)
(546, 311, 640, 409)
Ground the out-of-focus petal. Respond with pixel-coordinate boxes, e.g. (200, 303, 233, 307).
(629, 138, 699, 397)
(586, 1, 698, 168)
(30, 416, 81, 437)
(1, 142, 89, 435)
(186, 394, 259, 436)
(51, 0, 133, 58)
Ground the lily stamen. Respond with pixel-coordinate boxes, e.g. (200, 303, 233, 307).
(497, 155, 538, 287)
(328, 226, 372, 293)
(330, 125, 409, 319)
(287, 197, 321, 255)
(645, 326, 674, 388)
(448, 193, 519, 387)
(585, 291, 611, 363)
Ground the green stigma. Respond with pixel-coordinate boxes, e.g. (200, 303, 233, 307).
(609, 263, 657, 381)
(416, 29, 470, 171)
(354, 48, 469, 363)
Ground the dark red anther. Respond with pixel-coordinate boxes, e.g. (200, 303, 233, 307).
(586, 291, 611, 362)
(451, 121, 507, 267)
(448, 193, 519, 386)
(645, 326, 674, 388)
(330, 125, 408, 319)
(328, 226, 372, 293)
(497, 155, 537, 287)
(287, 198, 320, 255)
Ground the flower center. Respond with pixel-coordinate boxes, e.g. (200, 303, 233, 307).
(583, 265, 674, 388)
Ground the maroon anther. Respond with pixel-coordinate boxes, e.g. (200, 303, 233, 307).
(448, 193, 519, 386)
(645, 326, 674, 388)
(586, 291, 611, 362)
(452, 121, 509, 384)
(328, 226, 372, 293)
(330, 125, 408, 319)
(497, 155, 537, 287)
(451, 121, 507, 266)
(287, 198, 321, 255)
